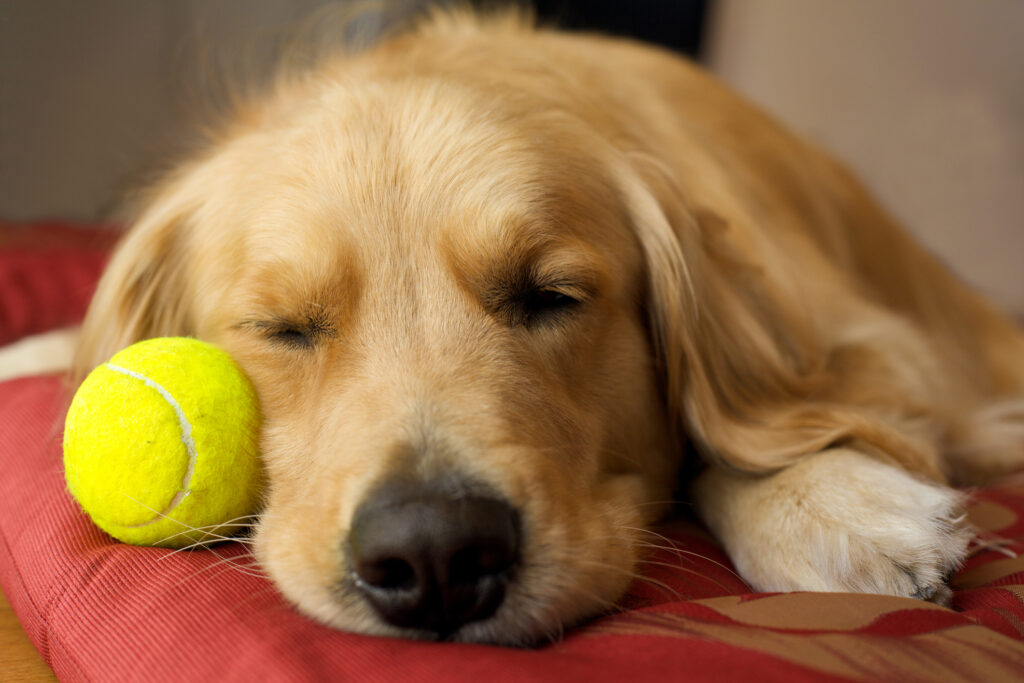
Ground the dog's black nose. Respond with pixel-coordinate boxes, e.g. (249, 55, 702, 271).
(348, 485, 520, 638)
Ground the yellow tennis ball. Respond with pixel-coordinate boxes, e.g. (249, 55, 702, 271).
(63, 337, 263, 548)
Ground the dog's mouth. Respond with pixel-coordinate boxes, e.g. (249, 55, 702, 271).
(343, 479, 522, 641)
(255, 461, 663, 646)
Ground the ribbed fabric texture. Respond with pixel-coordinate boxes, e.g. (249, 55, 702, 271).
(0, 222, 116, 346)
(2, 226, 1024, 681)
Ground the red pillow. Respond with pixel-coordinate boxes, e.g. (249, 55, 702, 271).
(0, 222, 117, 346)
(4, 376, 1024, 681)
(3, 230, 1024, 680)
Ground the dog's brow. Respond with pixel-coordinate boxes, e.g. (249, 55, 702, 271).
(235, 307, 336, 334)
(504, 235, 602, 285)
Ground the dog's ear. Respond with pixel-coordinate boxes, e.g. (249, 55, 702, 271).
(618, 158, 942, 477)
(72, 177, 198, 384)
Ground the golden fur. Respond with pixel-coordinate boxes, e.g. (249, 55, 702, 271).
(73, 10, 1024, 644)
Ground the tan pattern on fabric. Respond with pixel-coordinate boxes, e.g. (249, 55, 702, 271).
(994, 585, 1024, 604)
(589, 612, 1024, 681)
(588, 613, 868, 680)
(694, 592, 948, 630)
(953, 557, 1024, 589)
(967, 499, 1019, 534)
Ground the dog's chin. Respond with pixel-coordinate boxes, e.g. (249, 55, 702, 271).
(262, 560, 630, 646)
(315, 603, 559, 647)
(255, 525, 638, 646)
(313, 611, 548, 648)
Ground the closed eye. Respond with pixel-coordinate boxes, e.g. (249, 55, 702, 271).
(240, 316, 334, 350)
(492, 281, 588, 328)
(268, 326, 315, 349)
(522, 288, 582, 319)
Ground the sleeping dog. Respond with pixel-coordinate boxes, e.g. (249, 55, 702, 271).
(70, 9, 1024, 644)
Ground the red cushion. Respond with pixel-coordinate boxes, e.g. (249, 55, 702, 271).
(0, 222, 117, 346)
(4, 376, 1024, 681)
(3, 230, 1024, 680)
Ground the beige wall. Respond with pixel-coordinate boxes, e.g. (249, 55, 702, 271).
(2, 1, 1021, 312)
(707, 0, 1024, 313)
(0, 0, 418, 220)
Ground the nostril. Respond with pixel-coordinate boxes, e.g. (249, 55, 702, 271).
(449, 540, 516, 586)
(359, 557, 418, 592)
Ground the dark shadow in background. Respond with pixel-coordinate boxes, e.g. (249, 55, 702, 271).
(523, 0, 710, 59)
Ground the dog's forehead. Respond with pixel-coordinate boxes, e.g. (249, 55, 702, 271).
(191, 73, 645, 334)
(222, 78, 623, 261)
(258, 80, 548, 198)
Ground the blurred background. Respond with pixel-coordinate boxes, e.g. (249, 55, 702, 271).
(1, 0, 1021, 313)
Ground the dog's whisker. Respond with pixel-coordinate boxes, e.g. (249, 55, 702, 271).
(210, 513, 262, 527)
(626, 538, 747, 583)
(192, 547, 266, 578)
(628, 499, 685, 509)
(156, 527, 252, 555)
(628, 538, 717, 563)
(617, 525, 682, 547)
(203, 553, 267, 579)
(570, 557, 685, 604)
(175, 562, 266, 590)
(607, 525, 749, 586)
(634, 557, 734, 593)
(115, 494, 258, 550)
(163, 549, 268, 593)
(156, 523, 259, 560)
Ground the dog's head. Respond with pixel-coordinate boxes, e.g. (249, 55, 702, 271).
(76, 58, 691, 643)
(75, 15, 934, 645)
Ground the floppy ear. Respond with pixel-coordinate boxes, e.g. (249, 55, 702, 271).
(72, 180, 197, 383)
(618, 159, 943, 478)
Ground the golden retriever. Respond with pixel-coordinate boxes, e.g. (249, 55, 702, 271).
(71, 8, 1024, 644)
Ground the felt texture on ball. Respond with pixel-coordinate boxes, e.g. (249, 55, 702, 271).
(63, 337, 262, 548)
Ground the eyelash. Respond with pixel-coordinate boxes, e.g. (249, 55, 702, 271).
(269, 326, 315, 349)
(522, 288, 582, 319)
(246, 319, 332, 349)
(245, 280, 585, 343)
(502, 281, 587, 328)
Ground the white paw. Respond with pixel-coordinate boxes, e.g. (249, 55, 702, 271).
(693, 449, 970, 603)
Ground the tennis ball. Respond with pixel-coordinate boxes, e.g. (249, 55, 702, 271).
(63, 337, 263, 548)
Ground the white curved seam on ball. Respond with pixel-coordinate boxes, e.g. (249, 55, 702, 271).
(105, 362, 197, 527)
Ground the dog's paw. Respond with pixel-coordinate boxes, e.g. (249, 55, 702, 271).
(693, 449, 971, 603)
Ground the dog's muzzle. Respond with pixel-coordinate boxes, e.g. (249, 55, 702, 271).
(347, 479, 521, 639)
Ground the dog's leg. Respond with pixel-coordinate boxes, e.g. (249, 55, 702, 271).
(692, 448, 970, 603)
(945, 400, 1024, 485)
(0, 327, 79, 382)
